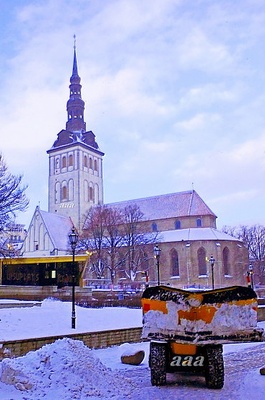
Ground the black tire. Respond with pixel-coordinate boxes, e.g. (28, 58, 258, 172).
(204, 344, 224, 389)
(149, 341, 167, 386)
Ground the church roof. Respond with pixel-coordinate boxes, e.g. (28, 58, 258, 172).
(47, 129, 104, 155)
(107, 190, 216, 221)
(36, 209, 73, 251)
(159, 227, 239, 243)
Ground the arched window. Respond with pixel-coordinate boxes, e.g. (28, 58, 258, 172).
(84, 155, 88, 168)
(94, 183, 99, 204)
(62, 156, 67, 168)
(62, 183, 67, 201)
(68, 179, 74, 201)
(89, 157, 93, 169)
(198, 247, 207, 275)
(196, 218, 202, 227)
(223, 247, 230, 275)
(170, 249, 179, 276)
(175, 220, 181, 229)
(55, 182, 60, 204)
(39, 223, 44, 251)
(89, 185, 94, 201)
(84, 180, 89, 202)
(68, 154, 73, 167)
(94, 159, 98, 171)
(152, 223, 158, 232)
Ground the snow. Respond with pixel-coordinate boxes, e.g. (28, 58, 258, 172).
(0, 299, 142, 341)
(142, 299, 258, 339)
(0, 298, 264, 399)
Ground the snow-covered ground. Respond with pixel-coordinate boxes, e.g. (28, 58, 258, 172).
(0, 299, 264, 399)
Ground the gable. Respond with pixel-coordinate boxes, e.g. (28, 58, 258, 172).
(23, 207, 73, 255)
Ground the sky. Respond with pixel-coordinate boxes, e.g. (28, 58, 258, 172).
(1, 0, 265, 230)
(0, 299, 264, 399)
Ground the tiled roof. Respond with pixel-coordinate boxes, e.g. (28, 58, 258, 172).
(107, 190, 216, 221)
(39, 210, 73, 251)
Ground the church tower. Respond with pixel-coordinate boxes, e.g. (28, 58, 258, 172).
(47, 42, 104, 230)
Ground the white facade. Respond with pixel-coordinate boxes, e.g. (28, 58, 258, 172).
(48, 143, 104, 230)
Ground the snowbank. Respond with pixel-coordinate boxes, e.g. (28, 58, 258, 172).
(0, 338, 135, 399)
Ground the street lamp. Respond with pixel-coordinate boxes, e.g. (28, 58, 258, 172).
(68, 227, 78, 329)
(249, 264, 254, 289)
(154, 245, 161, 286)
(209, 255, 215, 289)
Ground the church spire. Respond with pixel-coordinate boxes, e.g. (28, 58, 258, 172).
(66, 36, 86, 133)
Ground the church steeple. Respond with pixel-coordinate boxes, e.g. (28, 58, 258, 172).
(47, 40, 104, 230)
(66, 37, 86, 133)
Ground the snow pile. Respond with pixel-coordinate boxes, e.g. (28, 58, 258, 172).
(0, 338, 136, 399)
(142, 300, 259, 338)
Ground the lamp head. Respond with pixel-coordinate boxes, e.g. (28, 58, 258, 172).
(154, 245, 161, 258)
(210, 255, 215, 266)
(69, 227, 78, 249)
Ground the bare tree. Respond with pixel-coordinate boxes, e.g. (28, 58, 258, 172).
(121, 204, 159, 281)
(81, 205, 125, 283)
(82, 203, 160, 284)
(81, 205, 108, 279)
(0, 155, 29, 229)
(223, 224, 265, 284)
(102, 206, 124, 284)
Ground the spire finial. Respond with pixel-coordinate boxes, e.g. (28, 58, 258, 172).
(71, 35, 78, 78)
(73, 34, 76, 50)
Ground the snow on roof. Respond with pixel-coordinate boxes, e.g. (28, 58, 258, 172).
(38, 210, 73, 251)
(159, 227, 241, 243)
(107, 190, 216, 221)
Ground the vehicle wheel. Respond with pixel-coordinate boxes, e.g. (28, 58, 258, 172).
(204, 344, 224, 389)
(149, 341, 167, 386)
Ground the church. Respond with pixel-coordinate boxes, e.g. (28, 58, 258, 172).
(21, 44, 248, 289)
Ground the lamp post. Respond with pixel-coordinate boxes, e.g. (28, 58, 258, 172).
(210, 255, 215, 289)
(154, 245, 161, 286)
(68, 227, 78, 329)
(249, 264, 254, 289)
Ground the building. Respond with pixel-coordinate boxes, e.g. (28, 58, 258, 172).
(46, 43, 104, 231)
(0, 223, 27, 257)
(83, 190, 247, 289)
(21, 44, 248, 289)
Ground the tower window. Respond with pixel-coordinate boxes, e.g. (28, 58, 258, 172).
(62, 156, 67, 168)
(69, 154, 73, 167)
(62, 185, 68, 201)
(89, 186, 94, 201)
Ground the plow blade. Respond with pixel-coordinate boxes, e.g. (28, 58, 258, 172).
(141, 286, 264, 344)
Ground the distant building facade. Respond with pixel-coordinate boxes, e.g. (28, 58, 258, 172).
(85, 191, 247, 289)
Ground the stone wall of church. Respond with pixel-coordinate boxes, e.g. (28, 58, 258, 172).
(149, 239, 248, 289)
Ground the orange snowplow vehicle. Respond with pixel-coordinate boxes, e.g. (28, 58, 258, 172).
(141, 285, 264, 389)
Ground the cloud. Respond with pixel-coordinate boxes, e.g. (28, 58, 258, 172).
(1, 0, 265, 230)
